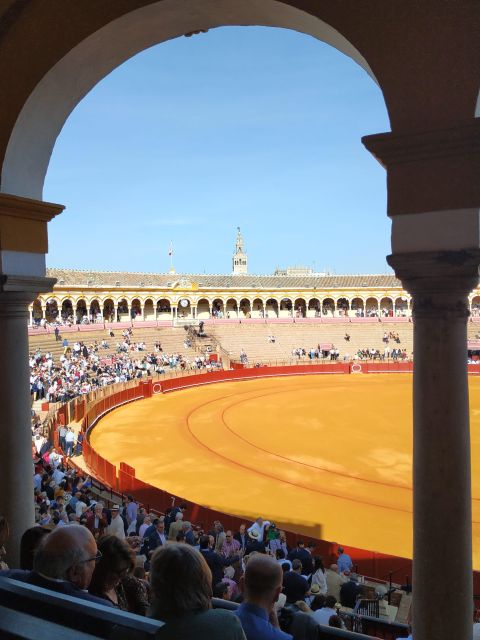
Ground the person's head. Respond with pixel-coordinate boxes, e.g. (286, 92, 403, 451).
(239, 524, 246, 535)
(33, 524, 98, 590)
(175, 511, 183, 522)
(183, 521, 192, 532)
(111, 505, 120, 518)
(337, 546, 344, 556)
(213, 581, 230, 599)
(314, 557, 325, 573)
(89, 535, 135, 594)
(279, 530, 286, 541)
(281, 562, 290, 574)
(176, 531, 186, 543)
(199, 535, 210, 550)
(179, 503, 187, 513)
(330, 563, 339, 573)
(133, 566, 146, 580)
(143, 515, 151, 527)
(127, 495, 134, 503)
(325, 595, 337, 609)
(155, 519, 165, 533)
(292, 559, 302, 573)
(150, 544, 212, 619)
(244, 554, 283, 609)
(20, 526, 50, 570)
(296, 540, 305, 548)
(225, 530, 233, 542)
(329, 614, 343, 628)
(311, 594, 327, 611)
(255, 517, 264, 527)
(276, 549, 285, 560)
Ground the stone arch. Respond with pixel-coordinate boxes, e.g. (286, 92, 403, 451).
(265, 298, 279, 318)
(144, 297, 155, 320)
(75, 298, 87, 323)
(89, 298, 101, 322)
(336, 297, 350, 317)
(32, 298, 43, 323)
(294, 298, 307, 318)
(351, 297, 365, 317)
(379, 296, 393, 317)
(131, 298, 142, 319)
(226, 298, 238, 318)
(1, 1, 380, 199)
(177, 297, 191, 318)
(156, 298, 171, 319)
(117, 298, 129, 321)
(196, 298, 210, 320)
(279, 298, 292, 318)
(307, 297, 321, 318)
(45, 297, 59, 322)
(365, 297, 379, 317)
(212, 298, 225, 318)
(103, 298, 115, 321)
(60, 298, 74, 321)
(239, 298, 251, 318)
(394, 296, 409, 317)
(252, 297, 264, 318)
(322, 297, 335, 316)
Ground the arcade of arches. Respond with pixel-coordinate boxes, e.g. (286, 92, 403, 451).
(0, 3, 479, 640)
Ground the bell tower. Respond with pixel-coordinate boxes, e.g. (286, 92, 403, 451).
(232, 227, 248, 275)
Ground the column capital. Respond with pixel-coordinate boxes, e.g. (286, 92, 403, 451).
(387, 249, 480, 319)
(0, 275, 57, 318)
(362, 120, 480, 216)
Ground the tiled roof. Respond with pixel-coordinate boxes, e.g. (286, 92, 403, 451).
(47, 268, 402, 290)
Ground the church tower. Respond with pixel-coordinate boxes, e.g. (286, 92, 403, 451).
(232, 227, 248, 275)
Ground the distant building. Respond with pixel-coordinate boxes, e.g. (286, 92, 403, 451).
(232, 227, 248, 275)
(274, 266, 327, 277)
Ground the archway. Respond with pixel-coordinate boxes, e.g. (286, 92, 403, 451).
(196, 298, 210, 319)
(177, 298, 191, 319)
(322, 298, 335, 317)
(144, 298, 155, 320)
(336, 297, 350, 317)
(351, 297, 364, 317)
(265, 298, 279, 318)
(117, 298, 129, 321)
(103, 299, 114, 322)
(75, 299, 87, 323)
(279, 298, 292, 318)
(252, 298, 264, 318)
(131, 298, 142, 320)
(294, 298, 306, 318)
(61, 299, 74, 322)
(156, 298, 171, 319)
(89, 299, 101, 323)
(226, 298, 238, 318)
(32, 299, 43, 324)
(365, 297, 379, 317)
(46, 298, 59, 322)
(239, 298, 251, 318)
(307, 298, 320, 318)
(379, 297, 393, 317)
(212, 298, 225, 318)
(0, 1, 379, 200)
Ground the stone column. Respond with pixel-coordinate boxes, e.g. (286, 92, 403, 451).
(389, 250, 480, 640)
(0, 277, 56, 567)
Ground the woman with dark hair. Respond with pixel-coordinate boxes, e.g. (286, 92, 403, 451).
(148, 543, 245, 639)
(20, 526, 50, 570)
(88, 535, 135, 610)
(311, 556, 327, 595)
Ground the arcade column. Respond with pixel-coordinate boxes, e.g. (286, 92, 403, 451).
(0, 193, 63, 566)
(364, 120, 480, 640)
(389, 250, 479, 640)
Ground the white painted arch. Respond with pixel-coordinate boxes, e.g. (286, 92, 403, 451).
(1, 0, 380, 200)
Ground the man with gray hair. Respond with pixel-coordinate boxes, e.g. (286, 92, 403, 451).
(0, 524, 111, 606)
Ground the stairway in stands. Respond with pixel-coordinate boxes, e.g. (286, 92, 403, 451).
(207, 322, 414, 363)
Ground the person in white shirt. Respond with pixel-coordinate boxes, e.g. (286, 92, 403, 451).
(313, 595, 338, 626)
(138, 516, 151, 539)
(247, 517, 270, 543)
(106, 505, 125, 539)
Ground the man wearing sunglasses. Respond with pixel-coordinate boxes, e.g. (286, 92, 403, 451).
(1, 524, 113, 606)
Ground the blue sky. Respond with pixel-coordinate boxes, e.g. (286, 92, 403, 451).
(44, 26, 391, 275)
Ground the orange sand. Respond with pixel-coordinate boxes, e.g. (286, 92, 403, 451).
(89, 374, 480, 568)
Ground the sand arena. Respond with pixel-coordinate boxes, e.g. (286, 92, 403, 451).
(89, 373, 480, 569)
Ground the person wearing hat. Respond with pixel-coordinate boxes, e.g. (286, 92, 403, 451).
(247, 517, 270, 543)
(106, 504, 125, 539)
(245, 529, 266, 555)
